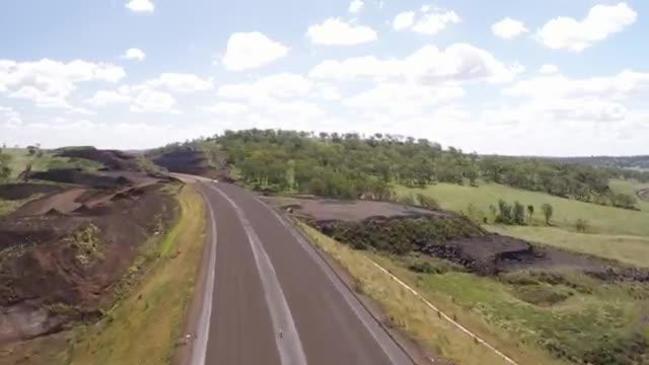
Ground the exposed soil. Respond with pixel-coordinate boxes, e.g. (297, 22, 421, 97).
(28, 169, 130, 189)
(55, 147, 140, 171)
(152, 147, 231, 181)
(278, 197, 649, 278)
(264, 196, 449, 222)
(0, 165, 179, 345)
(0, 184, 62, 201)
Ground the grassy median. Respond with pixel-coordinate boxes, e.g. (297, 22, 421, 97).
(66, 184, 206, 365)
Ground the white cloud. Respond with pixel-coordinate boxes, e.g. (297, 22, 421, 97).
(310, 43, 521, 84)
(0, 106, 22, 128)
(130, 89, 176, 113)
(0, 59, 125, 109)
(393, 11, 415, 31)
(125, 0, 154, 13)
(218, 73, 312, 100)
(122, 48, 146, 61)
(203, 102, 249, 115)
(344, 83, 465, 116)
(505, 70, 649, 101)
(143, 73, 213, 93)
(539, 64, 559, 75)
(307, 18, 377, 46)
(85, 90, 131, 107)
(221, 32, 289, 71)
(491, 18, 528, 40)
(537, 2, 637, 51)
(348, 0, 364, 14)
(394, 7, 460, 35)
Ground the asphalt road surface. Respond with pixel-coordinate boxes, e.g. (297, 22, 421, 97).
(192, 182, 414, 365)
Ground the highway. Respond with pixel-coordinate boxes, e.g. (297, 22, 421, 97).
(190, 181, 414, 365)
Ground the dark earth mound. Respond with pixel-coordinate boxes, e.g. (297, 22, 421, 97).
(0, 184, 63, 201)
(0, 183, 177, 344)
(55, 147, 140, 171)
(28, 169, 130, 189)
(153, 148, 210, 175)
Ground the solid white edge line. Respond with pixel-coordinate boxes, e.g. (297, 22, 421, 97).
(258, 201, 410, 365)
(190, 187, 218, 365)
(209, 184, 308, 365)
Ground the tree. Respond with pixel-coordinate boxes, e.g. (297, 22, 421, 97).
(0, 150, 11, 181)
(527, 205, 535, 224)
(541, 203, 554, 225)
(513, 201, 526, 225)
(496, 200, 513, 224)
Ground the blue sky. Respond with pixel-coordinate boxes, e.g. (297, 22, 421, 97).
(1, 0, 648, 155)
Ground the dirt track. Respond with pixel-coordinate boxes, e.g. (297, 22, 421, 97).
(194, 182, 416, 365)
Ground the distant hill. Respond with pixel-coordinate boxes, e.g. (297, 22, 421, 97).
(546, 156, 649, 171)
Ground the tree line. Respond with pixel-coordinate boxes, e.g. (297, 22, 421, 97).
(158, 129, 642, 208)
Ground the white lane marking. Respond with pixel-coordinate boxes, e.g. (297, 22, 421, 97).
(209, 185, 307, 365)
(258, 201, 412, 365)
(191, 187, 218, 365)
(369, 261, 519, 365)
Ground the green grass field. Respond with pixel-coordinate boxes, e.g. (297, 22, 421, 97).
(3, 148, 102, 179)
(397, 182, 649, 237)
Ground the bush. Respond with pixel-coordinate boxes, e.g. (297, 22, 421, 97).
(575, 218, 589, 233)
(416, 193, 440, 209)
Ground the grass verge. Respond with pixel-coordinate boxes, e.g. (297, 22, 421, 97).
(298, 222, 563, 365)
(65, 185, 205, 365)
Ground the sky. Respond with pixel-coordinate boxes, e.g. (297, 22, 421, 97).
(1, 0, 648, 156)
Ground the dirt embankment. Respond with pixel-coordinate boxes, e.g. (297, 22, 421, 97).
(0, 153, 179, 346)
(55, 147, 141, 171)
(271, 197, 649, 279)
(152, 147, 232, 181)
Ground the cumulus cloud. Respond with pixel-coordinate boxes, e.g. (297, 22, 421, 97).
(85, 72, 210, 111)
(504, 70, 649, 101)
(537, 2, 637, 51)
(218, 73, 313, 101)
(393, 7, 460, 35)
(499, 69, 649, 128)
(307, 18, 377, 46)
(221, 32, 289, 71)
(126, 0, 154, 13)
(143, 73, 213, 93)
(348, 0, 364, 14)
(539, 64, 559, 75)
(0, 105, 22, 128)
(344, 83, 465, 116)
(130, 88, 176, 113)
(310, 43, 521, 84)
(0, 58, 125, 109)
(392, 11, 415, 31)
(122, 48, 146, 61)
(491, 18, 528, 40)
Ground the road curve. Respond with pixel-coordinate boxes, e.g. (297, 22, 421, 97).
(192, 182, 414, 365)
